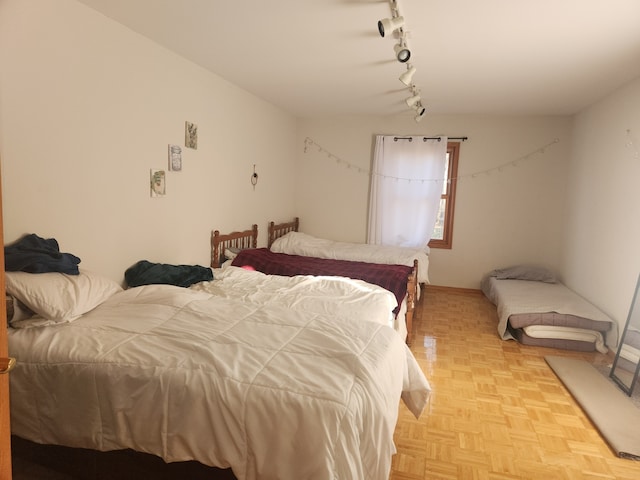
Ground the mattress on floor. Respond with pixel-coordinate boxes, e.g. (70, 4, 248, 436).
(509, 324, 601, 352)
(482, 273, 618, 353)
(509, 311, 612, 331)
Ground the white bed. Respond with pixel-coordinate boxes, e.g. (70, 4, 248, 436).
(214, 224, 417, 343)
(481, 267, 618, 353)
(7, 269, 430, 480)
(266, 221, 427, 345)
(268, 224, 430, 285)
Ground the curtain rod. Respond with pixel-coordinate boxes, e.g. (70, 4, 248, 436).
(393, 136, 468, 142)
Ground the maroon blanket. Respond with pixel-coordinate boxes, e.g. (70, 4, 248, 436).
(231, 248, 412, 313)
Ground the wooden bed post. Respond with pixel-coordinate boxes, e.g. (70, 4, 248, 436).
(210, 230, 220, 269)
(405, 260, 418, 346)
(267, 217, 299, 248)
(250, 224, 258, 248)
(267, 222, 274, 248)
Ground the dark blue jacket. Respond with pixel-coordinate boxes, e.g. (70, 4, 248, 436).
(5, 234, 81, 274)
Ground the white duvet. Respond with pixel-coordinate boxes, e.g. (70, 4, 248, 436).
(194, 266, 397, 328)
(270, 231, 430, 284)
(196, 266, 409, 341)
(9, 282, 430, 480)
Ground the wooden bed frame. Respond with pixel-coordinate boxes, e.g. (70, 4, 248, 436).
(210, 224, 258, 268)
(402, 261, 418, 345)
(268, 217, 299, 248)
(266, 218, 418, 344)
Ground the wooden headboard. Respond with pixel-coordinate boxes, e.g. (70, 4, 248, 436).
(210, 224, 258, 268)
(267, 217, 299, 248)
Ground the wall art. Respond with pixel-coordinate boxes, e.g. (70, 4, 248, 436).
(150, 169, 166, 197)
(168, 144, 182, 171)
(185, 121, 198, 149)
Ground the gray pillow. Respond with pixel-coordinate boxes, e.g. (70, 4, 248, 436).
(492, 265, 557, 283)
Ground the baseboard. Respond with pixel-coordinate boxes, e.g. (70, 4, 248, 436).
(424, 284, 482, 295)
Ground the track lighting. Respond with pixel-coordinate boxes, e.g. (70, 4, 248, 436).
(405, 94, 421, 108)
(399, 65, 416, 86)
(378, 1, 428, 120)
(394, 41, 410, 63)
(378, 16, 404, 37)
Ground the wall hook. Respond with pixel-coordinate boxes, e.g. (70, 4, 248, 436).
(251, 164, 258, 190)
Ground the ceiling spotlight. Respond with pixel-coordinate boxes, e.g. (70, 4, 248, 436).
(405, 94, 421, 108)
(399, 65, 416, 86)
(394, 41, 411, 63)
(414, 105, 427, 122)
(378, 16, 404, 37)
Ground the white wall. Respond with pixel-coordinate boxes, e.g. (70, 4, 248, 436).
(297, 115, 572, 289)
(0, 0, 297, 283)
(562, 77, 640, 331)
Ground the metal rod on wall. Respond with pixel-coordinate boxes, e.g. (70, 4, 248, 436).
(393, 136, 468, 142)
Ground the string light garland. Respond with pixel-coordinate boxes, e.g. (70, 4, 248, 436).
(304, 136, 561, 183)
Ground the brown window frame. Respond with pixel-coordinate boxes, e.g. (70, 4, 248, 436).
(428, 142, 459, 249)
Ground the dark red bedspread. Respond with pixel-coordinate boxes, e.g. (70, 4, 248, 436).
(231, 248, 412, 312)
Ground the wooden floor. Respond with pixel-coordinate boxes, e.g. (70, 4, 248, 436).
(390, 286, 640, 480)
(12, 286, 640, 479)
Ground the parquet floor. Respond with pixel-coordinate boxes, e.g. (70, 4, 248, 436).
(390, 286, 640, 480)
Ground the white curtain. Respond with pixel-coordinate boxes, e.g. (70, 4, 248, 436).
(367, 135, 448, 248)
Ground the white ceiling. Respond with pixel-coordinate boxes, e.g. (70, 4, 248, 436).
(76, 0, 640, 118)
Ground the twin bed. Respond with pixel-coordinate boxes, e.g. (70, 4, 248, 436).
(212, 219, 423, 344)
(7, 221, 431, 480)
(267, 217, 430, 285)
(481, 265, 618, 353)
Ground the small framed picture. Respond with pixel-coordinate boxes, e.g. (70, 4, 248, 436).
(168, 144, 182, 171)
(185, 121, 198, 149)
(150, 169, 166, 197)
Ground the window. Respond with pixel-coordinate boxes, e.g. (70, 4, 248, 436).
(369, 136, 448, 248)
(429, 142, 459, 249)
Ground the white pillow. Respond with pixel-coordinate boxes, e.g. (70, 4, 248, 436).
(5, 269, 123, 324)
(224, 247, 240, 261)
